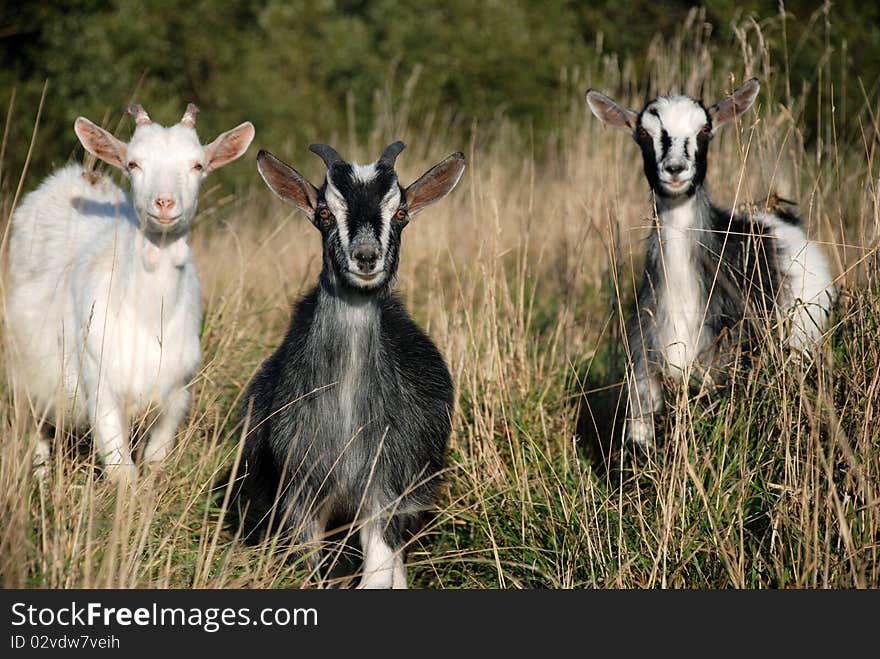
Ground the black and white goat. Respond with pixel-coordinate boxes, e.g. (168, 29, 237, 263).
(586, 79, 836, 448)
(231, 141, 465, 588)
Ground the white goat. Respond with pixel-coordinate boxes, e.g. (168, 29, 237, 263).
(5, 104, 254, 483)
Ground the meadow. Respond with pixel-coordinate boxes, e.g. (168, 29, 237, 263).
(1, 11, 878, 589)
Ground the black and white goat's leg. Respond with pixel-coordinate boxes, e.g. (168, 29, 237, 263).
(624, 318, 664, 449)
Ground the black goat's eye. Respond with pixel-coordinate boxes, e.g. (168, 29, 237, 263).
(395, 208, 408, 221)
(318, 208, 332, 220)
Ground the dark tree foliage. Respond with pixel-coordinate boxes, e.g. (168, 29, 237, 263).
(0, 1, 876, 193)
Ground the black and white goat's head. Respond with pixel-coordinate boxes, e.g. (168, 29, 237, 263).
(586, 78, 760, 198)
(257, 142, 466, 291)
(74, 104, 255, 235)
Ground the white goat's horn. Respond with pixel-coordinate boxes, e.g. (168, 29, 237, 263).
(126, 104, 151, 126)
(181, 103, 199, 128)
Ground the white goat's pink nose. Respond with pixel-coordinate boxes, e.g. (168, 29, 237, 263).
(155, 196, 176, 211)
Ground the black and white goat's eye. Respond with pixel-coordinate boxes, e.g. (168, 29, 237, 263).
(636, 127, 650, 141)
(318, 208, 332, 221)
(394, 208, 408, 221)
(700, 124, 712, 137)
(127, 161, 140, 171)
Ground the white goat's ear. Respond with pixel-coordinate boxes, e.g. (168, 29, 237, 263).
(586, 90, 638, 132)
(74, 117, 128, 169)
(204, 121, 255, 172)
(708, 78, 760, 129)
(257, 149, 319, 217)
(405, 152, 466, 216)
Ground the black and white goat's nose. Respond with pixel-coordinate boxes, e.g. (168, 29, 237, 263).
(664, 162, 686, 175)
(353, 245, 380, 272)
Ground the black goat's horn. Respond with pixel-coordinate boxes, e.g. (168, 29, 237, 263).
(309, 144, 345, 168)
(379, 140, 406, 167)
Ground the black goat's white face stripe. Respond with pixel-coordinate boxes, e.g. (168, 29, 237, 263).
(352, 163, 378, 184)
(325, 165, 400, 253)
(377, 183, 400, 249)
(325, 172, 350, 246)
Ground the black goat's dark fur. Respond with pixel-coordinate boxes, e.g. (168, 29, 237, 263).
(228, 148, 456, 586)
(232, 278, 453, 545)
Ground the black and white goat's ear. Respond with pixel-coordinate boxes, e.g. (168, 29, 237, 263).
(257, 150, 319, 218)
(405, 152, 466, 216)
(708, 78, 760, 130)
(585, 90, 638, 133)
(74, 117, 128, 170)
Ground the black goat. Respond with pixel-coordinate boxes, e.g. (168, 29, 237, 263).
(231, 141, 465, 588)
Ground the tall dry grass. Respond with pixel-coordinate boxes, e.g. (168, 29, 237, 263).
(1, 10, 878, 588)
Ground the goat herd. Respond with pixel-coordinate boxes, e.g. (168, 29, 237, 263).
(4, 79, 836, 588)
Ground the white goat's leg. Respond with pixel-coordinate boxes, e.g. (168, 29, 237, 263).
(29, 406, 52, 482)
(13, 392, 52, 481)
(90, 397, 136, 484)
(357, 522, 407, 590)
(33, 435, 51, 483)
(143, 387, 190, 465)
(625, 366, 663, 449)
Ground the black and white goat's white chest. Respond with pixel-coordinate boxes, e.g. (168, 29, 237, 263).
(652, 197, 709, 376)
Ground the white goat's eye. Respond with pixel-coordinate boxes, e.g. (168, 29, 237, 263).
(127, 161, 139, 171)
(192, 162, 204, 172)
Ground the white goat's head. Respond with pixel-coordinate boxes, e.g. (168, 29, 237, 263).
(74, 104, 255, 234)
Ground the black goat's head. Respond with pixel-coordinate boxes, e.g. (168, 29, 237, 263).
(257, 142, 466, 291)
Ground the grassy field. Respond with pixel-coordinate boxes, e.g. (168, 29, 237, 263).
(1, 17, 878, 589)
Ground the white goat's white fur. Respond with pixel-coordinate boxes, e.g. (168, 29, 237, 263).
(6, 108, 254, 482)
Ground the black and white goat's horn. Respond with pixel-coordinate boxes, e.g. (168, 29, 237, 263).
(309, 144, 345, 169)
(379, 140, 406, 167)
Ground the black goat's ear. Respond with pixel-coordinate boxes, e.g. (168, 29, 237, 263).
(585, 90, 638, 132)
(257, 150, 319, 218)
(708, 78, 759, 130)
(405, 152, 466, 216)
